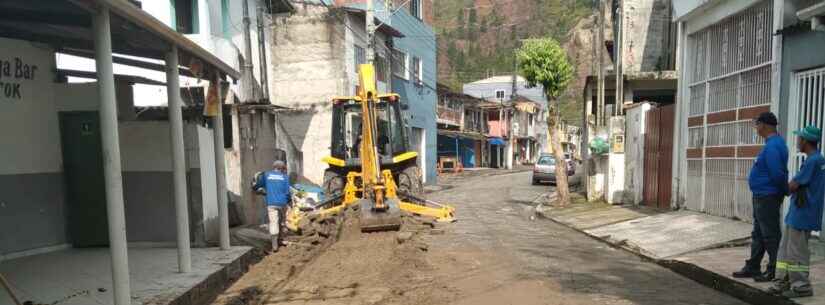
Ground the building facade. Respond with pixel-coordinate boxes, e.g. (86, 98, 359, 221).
(268, 0, 392, 185)
(463, 75, 549, 157)
(391, 0, 438, 184)
(672, 0, 783, 221)
(269, 0, 437, 185)
(436, 84, 488, 171)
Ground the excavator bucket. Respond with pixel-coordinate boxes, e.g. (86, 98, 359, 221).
(358, 198, 402, 232)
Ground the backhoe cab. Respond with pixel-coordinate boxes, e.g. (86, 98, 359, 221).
(287, 64, 454, 232)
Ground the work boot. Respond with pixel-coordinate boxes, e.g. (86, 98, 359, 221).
(271, 238, 280, 252)
(767, 280, 788, 295)
(732, 267, 760, 278)
(782, 288, 813, 298)
(753, 271, 775, 283)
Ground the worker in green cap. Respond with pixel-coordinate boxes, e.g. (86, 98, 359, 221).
(769, 125, 824, 298)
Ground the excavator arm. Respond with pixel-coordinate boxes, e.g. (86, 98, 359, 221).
(286, 64, 455, 233)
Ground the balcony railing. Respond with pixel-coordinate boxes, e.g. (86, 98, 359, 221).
(437, 106, 461, 126)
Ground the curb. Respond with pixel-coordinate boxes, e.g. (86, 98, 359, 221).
(534, 205, 800, 305)
(660, 259, 795, 305)
(171, 248, 264, 305)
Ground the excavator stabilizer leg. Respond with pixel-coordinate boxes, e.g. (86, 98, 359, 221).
(358, 198, 402, 232)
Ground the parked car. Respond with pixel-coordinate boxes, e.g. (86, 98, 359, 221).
(532, 154, 575, 185)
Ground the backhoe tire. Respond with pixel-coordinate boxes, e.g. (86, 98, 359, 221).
(397, 165, 424, 198)
(323, 170, 344, 197)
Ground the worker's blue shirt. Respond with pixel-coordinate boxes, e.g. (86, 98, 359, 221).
(254, 170, 291, 207)
(787, 151, 825, 231)
(748, 135, 789, 197)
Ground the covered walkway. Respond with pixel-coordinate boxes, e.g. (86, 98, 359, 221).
(0, 1, 241, 304)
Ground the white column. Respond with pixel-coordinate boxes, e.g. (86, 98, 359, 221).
(526, 140, 531, 163)
(213, 74, 231, 250)
(165, 46, 192, 273)
(93, 7, 131, 305)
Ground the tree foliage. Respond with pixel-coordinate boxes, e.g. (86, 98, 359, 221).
(516, 38, 574, 99)
(517, 37, 575, 206)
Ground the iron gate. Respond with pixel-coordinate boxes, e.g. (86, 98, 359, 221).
(788, 66, 825, 232)
(682, 1, 773, 222)
(644, 104, 675, 209)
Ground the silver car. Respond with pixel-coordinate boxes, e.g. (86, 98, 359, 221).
(532, 155, 557, 185)
(532, 155, 574, 185)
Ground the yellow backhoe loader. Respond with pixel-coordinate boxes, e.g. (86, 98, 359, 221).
(287, 64, 454, 232)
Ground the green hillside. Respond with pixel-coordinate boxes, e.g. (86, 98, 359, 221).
(433, 0, 596, 125)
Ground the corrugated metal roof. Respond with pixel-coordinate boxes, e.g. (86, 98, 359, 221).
(467, 75, 527, 85)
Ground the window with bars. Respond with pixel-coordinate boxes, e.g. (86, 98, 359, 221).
(354, 45, 366, 73)
(706, 122, 738, 146)
(689, 85, 705, 116)
(737, 120, 764, 145)
(688, 1, 773, 115)
(376, 54, 388, 83)
(172, 0, 199, 34)
(708, 75, 738, 113)
(739, 65, 772, 107)
(495, 90, 506, 100)
(411, 56, 422, 85)
(688, 127, 704, 148)
(392, 49, 408, 79)
(410, 0, 422, 20)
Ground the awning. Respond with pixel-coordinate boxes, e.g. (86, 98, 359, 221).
(488, 137, 506, 146)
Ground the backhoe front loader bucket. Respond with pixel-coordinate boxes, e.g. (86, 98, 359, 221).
(358, 198, 402, 232)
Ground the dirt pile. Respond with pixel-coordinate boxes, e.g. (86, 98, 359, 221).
(212, 211, 448, 305)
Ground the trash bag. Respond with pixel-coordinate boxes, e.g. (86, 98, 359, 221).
(590, 137, 609, 155)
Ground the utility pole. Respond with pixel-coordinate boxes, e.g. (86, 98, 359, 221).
(241, 0, 256, 103)
(366, 0, 376, 64)
(614, 0, 624, 116)
(597, 0, 605, 126)
(511, 57, 517, 99)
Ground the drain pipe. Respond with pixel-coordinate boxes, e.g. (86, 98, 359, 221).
(257, 3, 269, 99)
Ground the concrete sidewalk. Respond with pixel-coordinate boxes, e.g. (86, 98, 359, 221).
(0, 246, 257, 305)
(537, 196, 825, 305)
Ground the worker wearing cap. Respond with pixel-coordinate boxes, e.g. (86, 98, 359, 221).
(253, 160, 291, 250)
(734, 112, 789, 282)
(769, 125, 824, 298)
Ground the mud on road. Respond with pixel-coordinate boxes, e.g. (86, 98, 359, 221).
(213, 170, 745, 305)
(212, 211, 450, 305)
(212, 169, 522, 305)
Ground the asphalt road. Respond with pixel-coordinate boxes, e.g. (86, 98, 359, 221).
(423, 170, 747, 305)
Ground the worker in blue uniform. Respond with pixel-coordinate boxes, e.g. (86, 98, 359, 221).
(253, 160, 291, 251)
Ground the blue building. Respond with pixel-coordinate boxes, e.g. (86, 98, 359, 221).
(390, 1, 438, 185)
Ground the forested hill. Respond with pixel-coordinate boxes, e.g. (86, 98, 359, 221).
(433, 0, 608, 125)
